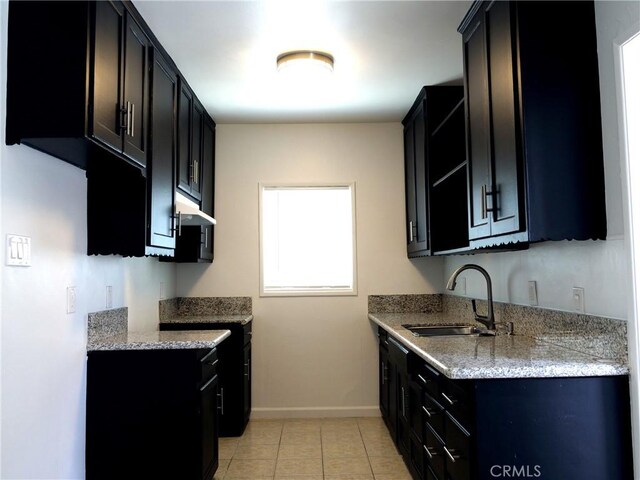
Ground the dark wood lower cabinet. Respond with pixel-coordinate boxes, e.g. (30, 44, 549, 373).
(378, 328, 634, 480)
(86, 348, 219, 480)
(161, 322, 252, 436)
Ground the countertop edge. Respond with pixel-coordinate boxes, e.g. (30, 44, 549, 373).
(159, 314, 253, 325)
(87, 329, 232, 352)
(369, 313, 629, 380)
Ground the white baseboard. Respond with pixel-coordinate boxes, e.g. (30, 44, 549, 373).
(250, 406, 381, 419)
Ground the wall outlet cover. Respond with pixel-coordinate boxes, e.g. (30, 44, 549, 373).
(528, 280, 538, 306)
(67, 286, 77, 314)
(573, 287, 585, 313)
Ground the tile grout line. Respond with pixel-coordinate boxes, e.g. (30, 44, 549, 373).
(357, 420, 377, 480)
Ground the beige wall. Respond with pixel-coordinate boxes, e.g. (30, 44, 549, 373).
(177, 123, 443, 416)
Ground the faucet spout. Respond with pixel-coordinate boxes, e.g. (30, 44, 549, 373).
(446, 264, 495, 331)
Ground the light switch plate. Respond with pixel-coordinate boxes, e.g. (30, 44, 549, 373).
(67, 286, 77, 314)
(106, 286, 113, 309)
(6, 234, 31, 266)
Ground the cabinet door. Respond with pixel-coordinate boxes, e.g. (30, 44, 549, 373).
(190, 101, 204, 201)
(91, 0, 125, 151)
(200, 374, 219, 480)
(413, 103, 429, 253)
(379, 347, 390, 420)
(201, 120, 215, 260)
(122, 13, 150, 167)
(148, 51, 177, 250)
(485, 1, 522, 236)
(404, 122, 417, 250)
(242, 343, 251, 426)
(463, 13, 492, 240)
(404, 99, 430, 255)
(178, 83, 194, 195)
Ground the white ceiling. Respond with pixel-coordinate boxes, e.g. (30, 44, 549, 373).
(134, 0, 472, 124)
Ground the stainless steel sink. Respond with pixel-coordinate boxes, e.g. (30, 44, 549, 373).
(402, 324, 494, 337)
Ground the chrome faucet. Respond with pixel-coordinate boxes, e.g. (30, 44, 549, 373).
(446, 264, 495, 331)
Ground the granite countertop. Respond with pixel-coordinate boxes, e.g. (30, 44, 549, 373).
(88, 329, 232, 352)
(160, 314, 253, 325)
(369, 312, 629, 380)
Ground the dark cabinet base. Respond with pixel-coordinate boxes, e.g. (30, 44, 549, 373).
(86, 348, 219, 480)
(161, 322, 252, 437)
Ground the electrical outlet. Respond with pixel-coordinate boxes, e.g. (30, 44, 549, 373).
(67, 286, 77, 314)
(528, 281, 538, 306)
(106, 285, 113, 309)
(573, 287, 585, 313)
(160, 282, 166, 300)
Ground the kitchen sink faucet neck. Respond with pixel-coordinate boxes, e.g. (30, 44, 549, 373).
(446, 264, 495, 331)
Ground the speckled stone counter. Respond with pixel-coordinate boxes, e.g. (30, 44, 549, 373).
(159, 297, 253, 326)
(88, 329, 231, 351)
(87, 306, 231, 351)
(160, 314, 253, 326)
(369, 312, 629, 379)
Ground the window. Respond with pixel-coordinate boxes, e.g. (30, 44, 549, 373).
(259, 184, 357, 296)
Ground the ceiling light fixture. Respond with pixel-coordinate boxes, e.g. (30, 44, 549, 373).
(276, 50, 334, 73)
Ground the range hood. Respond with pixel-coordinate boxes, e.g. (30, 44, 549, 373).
(175, 192, 216, 226)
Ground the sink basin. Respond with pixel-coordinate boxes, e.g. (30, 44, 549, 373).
(402, 324, 493, 337)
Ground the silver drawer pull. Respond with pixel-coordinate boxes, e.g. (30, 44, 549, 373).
(209, 359, 219, 367)
(424, 445, 439, 459)
(444, 446, 461, 463)
(441, 392, 457, 405)
(417, 374, 427, 384)
(422, 405, 433, 418)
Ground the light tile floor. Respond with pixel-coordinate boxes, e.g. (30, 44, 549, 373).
(215, 417, 412, 480)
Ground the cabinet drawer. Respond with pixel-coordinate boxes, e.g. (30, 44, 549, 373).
(389, 336, 409, 372)
(200, 348, 218, 385)
(378, 327, 389, 349)
(444, 413, 471, 480)
(440, 379, 473, 432)
(423, 392, 445, 442)
(243, 322, 252, 346)
(424, 426, 446, 480)
(425, 465, 441, 480)
(415, 360, 441, 398)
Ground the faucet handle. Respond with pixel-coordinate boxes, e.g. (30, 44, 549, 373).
(494, 321, 514, 335)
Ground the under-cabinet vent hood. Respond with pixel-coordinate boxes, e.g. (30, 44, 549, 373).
(175, 192, 216, 226)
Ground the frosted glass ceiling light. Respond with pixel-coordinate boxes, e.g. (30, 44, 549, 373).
(276, 50, 334, 74)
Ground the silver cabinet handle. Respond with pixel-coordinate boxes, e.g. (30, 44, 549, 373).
(441, 392, 457, 406)
(130, 102, 135, 136)
(417, 374, 427, 384)
(444, 446, 461, 463)
(424, 445, 439, 459)
(422, 405, 432, 418)
(217, 387, 224, 415)
(401, 386, 406, 418)
(204, 228, 209, 248)
(177, 211, 182, 236)
(481, 184, 487, 219)
(381, 361, 385, 385)
(127, 101, 133, 136)
(244, 362, 250, 382)
(409, 221, 414, 242)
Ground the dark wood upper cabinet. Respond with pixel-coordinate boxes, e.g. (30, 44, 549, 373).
(403, 86, 468, 258)
(148, 50, 178, 251)
(171, 118, 216, 263)
(177, 81, 206, 203)
(459, 0, 606, 249)
(6, 0, 150, 169)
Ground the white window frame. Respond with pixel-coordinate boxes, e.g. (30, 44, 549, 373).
(259, 182, 358, 297)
